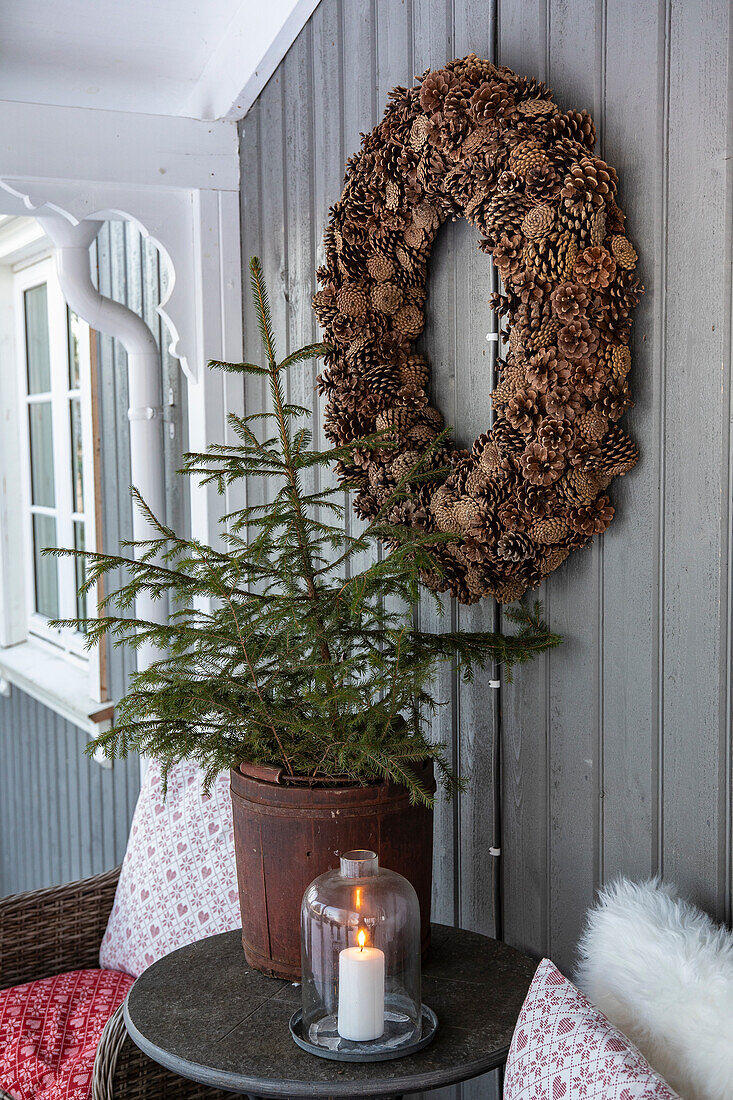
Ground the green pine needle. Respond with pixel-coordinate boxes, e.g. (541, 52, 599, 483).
(46, 256, 561, 804)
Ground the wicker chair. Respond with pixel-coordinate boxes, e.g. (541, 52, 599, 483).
(0, 868, 236, 1100)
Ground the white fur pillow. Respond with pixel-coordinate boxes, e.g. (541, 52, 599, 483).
(576, 878, 733, 1100)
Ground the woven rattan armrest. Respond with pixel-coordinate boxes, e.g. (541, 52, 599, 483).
(0, 865, 120, 989)
(92, 1004, 239, 1100)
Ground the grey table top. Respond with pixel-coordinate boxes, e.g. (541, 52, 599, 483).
(123, 924, 537, 1099)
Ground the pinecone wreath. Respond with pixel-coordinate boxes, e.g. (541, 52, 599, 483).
(313, 54, 642, 604)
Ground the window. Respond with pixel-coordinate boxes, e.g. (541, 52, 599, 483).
(13, 255, 101, 679)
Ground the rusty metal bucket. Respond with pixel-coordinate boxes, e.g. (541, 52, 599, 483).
(230, 761, 436, 980)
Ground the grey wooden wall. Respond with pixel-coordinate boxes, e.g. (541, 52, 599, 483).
(0, 221, 185, 897)
(238, 0, 733, 1002)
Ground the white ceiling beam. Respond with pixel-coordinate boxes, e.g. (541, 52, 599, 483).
(0, 100, 239, 190)
(184, 0, 321, 120)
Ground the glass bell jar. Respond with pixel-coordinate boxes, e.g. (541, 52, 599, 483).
(294, 849, 436, 1061)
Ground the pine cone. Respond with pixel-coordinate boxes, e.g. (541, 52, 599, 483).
(522, 204, 555, 239)
(498, 499, 531, 533)
(336, 283, 370, 317)
(544, 386, 585, 420)
(497, 532, 534, 562)
(399, 354, 430, 388)
(599, 378, 633, 421)
(610, 235, 638, 270)
(590, 207, 607, 248)
(576, 409, 609, 441)
(375, 331, 409, 365)
(517, 97, 556, 118)
(609, 344, 632, 380)
(465, 465, 493, 495)
(530, 516, 570, 544)
(365, 253, 395, 283)
(516, 481, 553, 517)
(479, 439, 502, 472)
(574, 246, 616, 290)
(477, 193, 533, 246)
(389, 450, 422, 482)
(364, 362, 401, 396)
(509, 140, 548, 177)
(525, 162, 560, 201)
(470, 80, 516, 125)
(568, 495, 614, 535)
(557, 317, 598, 361)
(371, 283, 404, 316)
(526, 348, 570, 392)
(493, 422, 526, 456)
(392, 304, 424, 339)
(571, 357, 607, 398)
(444, 83, 470, 119)
(528, 314, 561, 350)
(493, 233, 524, 280)
(505, 389, 540, 433)
(523, 231, 578, 282)
(520, 442, 563, 486)
(493, 578, 529, 604)
(544, 109, 596, 149)
(557, 469, 603, 505)
(537, 416, 574, 452)
(593, 424, 639, 475)
(539, 545, 570, 574)
(550, 280, 590, 323)
(375, 406, 416, 436)
(420, 68, 458, 114)
(409, 114, 433, 151)
(491, 377, 518, 410)
(453, 496, 484, 532)
(561, 156, 617, 216)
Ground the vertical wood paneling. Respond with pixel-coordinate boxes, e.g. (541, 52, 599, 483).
(498, 0, 552, 963)
(235, 0, 733, 1003)
(661, 0, 731, 919)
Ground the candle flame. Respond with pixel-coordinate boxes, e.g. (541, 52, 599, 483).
(357, 928, 367, 950)
(355, 887, 362, 909)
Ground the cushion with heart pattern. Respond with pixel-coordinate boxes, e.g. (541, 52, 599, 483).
(0, 968, 133, 1100)
(504, 958, 679, 1099)
(99, 759, 240, 977)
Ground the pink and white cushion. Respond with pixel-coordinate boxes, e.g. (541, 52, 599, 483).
(0, 968, 133, 1100)
(99, 759, 240, 978)
(504, 958, 680, 1099)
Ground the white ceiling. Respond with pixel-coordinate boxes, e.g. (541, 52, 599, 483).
(0, 0, 318, 119)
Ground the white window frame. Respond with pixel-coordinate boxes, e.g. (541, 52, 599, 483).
(15, 257, 97, 659)
(0, 230, 108, 732)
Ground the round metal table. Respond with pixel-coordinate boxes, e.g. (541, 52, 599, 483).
(123, 924, 536, 1099)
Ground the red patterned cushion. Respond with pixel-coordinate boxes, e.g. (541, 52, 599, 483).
(0, 968, 133, 1100)
(504, 959, 680, 1099)
(99, 759, 240, 978)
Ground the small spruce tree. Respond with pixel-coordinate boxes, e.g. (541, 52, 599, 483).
(49, 258, 560, 803)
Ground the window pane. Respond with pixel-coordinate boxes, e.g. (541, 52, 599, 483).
(28, 402, 55, 507)
(24, 284, 51, 394)
(67, 309, 83, 389)
(70, 398, 84, 513)
(74, 521, 87, 631)
(32, 513, 59, 618)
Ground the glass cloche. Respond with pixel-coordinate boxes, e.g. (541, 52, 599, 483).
(294, 849, 436, 1061)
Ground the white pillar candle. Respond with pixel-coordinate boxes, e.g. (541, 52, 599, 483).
(337, 930, 385, 1041)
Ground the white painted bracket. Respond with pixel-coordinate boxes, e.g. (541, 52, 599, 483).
(0, 100, 242, 386)
(0, 676, 10, 698)
(489, 679, 501, 689)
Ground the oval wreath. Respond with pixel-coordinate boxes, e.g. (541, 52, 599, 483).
(313, 54, 642, 605)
